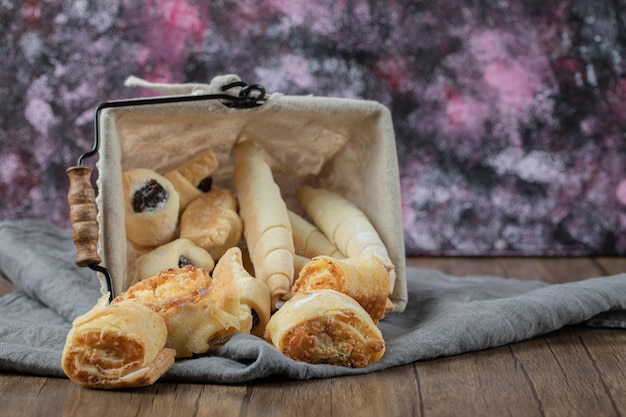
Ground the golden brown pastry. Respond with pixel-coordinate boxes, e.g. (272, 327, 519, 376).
(210, 247, 272, 337)
(288, 210, 345, 259)
(293, 254, 389, 323)
(296, 185, 396, 295)
(61, 294, 175, 389)
(264, 289, 386, 368)
(165, 150, 219, 211)
(179, 187, 243, 260)
(233, 139, 295, 307)
(123, 168, 180, 247)
(133, 238, 215, 284)
(112, 265, 240, 358)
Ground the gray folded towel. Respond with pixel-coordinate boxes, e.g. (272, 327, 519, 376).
(0, 220, 624, 383)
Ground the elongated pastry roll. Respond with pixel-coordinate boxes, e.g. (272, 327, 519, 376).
(293, 254, 389, 323)
(165, 150, 219, 211)
(133, 238, 215, 284)
(123, 168, 180, 247)
(296, 185, 396, 294)
(233, 139, 294, 307)
(179, 187, 243, 260)
(264, 289, 386, 368)
(211, 247, 272, 337)
(61, 294, 175, 389)
(288, 210, 344, 259)
(112, 265, 240, 358)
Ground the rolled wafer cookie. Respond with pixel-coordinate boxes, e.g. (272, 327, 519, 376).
(165, 150, 219, 211)
(296, 185, 396, 294)
(233, 139, 294, 307)
(288, 210, 345, 259)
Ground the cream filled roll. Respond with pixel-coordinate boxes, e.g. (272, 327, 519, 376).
(296, 185, 396, 295)
(233, 139, 295, 307)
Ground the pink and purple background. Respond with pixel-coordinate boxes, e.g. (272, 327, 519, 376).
(1, 0, 625, 256)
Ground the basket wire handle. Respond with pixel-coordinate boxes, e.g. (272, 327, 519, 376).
(67, 80, 267, 304)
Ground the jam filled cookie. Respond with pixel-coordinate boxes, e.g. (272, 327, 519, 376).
(133, 238, 215, 284)
(123, 168, 180, 247)
(165, 150, 219, 211)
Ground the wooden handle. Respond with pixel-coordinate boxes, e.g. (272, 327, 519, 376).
(67, 165, 102, 267)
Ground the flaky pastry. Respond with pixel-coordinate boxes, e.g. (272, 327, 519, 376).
(165, 149, 219, 211)
(296, 185, 396, 294)
(112, 265, 240, 358)
(233, 139, 295, 307)
(264, 289, 386, 368)
(61, 294, 175, 389)
(179, 187, 243, 260)
(288, 210, 344, 259)
(293, 254, 389, 323)
(210, 247, 272, 337)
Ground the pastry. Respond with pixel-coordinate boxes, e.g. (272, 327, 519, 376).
(288, 210, 345, 259)
(233, 139, 295, 307)
(112, 265, 240, 358)
(123, 168, 180, 247)
(165, 150, 219, 211)
(61, 294, 175, 389)
(179, 187, 243, 260)
(293, 254, 389, 323)
(296, 185, 396, 294)
(264, 289, 386, 368)
(133, 238, 215, 284)
(293, 254, 311, 281)
(210, 247, 272, 337)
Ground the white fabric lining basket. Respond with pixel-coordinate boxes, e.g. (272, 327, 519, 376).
(93, 74, 408, 312)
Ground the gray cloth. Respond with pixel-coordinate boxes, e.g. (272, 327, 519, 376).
(0, 220, 625, 384)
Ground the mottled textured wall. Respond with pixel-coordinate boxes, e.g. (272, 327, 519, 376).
(1, 0, 625, 255)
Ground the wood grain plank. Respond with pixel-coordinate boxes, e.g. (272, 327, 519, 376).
(414, 346, 543, 417)
(243, 365, 420, 417)
(405, 257, 508, 277)
(509, 328, 624, 417)
(594, 257, 626, 276)
(574, 327, 626, 416)
(499, 257, 603, 284)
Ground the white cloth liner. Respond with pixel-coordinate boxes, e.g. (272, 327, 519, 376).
(96, 74, 407, 311)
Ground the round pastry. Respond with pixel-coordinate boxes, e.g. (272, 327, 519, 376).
(179, 187, 243, 260)
(293, 254, 389, 323)
(264, 289, 386, 368)
(112, 265, 240, 358)
(133, 238, 215, 284)
(123, 168, 180, 247)
(165, 149, 219, 211)
(61, 294, 176, 389)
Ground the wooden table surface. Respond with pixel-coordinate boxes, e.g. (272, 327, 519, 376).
(1, 257, 624, 417)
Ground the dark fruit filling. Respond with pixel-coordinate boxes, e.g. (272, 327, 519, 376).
(178, 255, 191, 268)
(251, 309, 260, 331)
(197, 176, 213, 192)
(133, 179, 167, 212)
